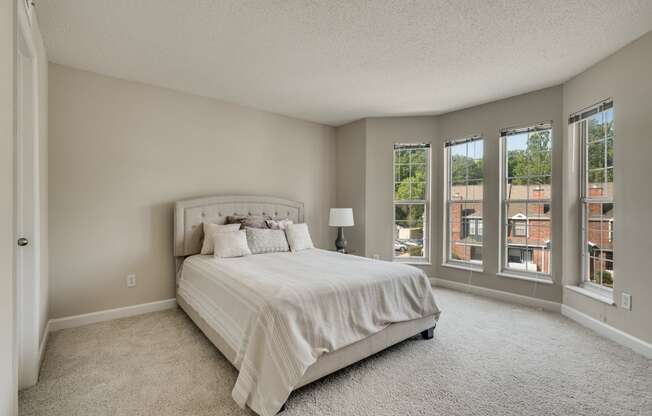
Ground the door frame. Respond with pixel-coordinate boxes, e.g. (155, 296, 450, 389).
(15, 0, 42, 389)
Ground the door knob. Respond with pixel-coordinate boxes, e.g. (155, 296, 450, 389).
(17, 238, 29, 247)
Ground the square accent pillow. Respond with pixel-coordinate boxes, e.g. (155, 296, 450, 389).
(225, 215, 270, 230)
(266, 218, 293, 230)
(285, 223, 315, 252)
(245, 227, 290, 254)
(213, 230, 251, 258)
(201, 223, 241, 255)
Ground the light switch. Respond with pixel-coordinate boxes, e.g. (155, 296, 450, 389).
(621, 292, 631, 310)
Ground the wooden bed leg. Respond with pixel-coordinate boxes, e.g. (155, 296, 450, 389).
(421, 326, 435, 340)
(277, 402, 287, 413)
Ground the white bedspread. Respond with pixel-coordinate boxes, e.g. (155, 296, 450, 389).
(178, 249, 440, 416)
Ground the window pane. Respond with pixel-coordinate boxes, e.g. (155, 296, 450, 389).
(527, 184, 551, 200)
(395, 149, 410, 164)
(588, 141, 605, 170)
(588, 169, 605, 189)
(528, 221, 551, 246)
(467, 159, 483, 181)
(530, 246, 550, 274)
(605, 108, 614, 139)
(395, 164, 410, 182)
(450, 241, 465, 261)
(409, 204, 425, 222)
(411, 182, 427, 200)
(466, 179, 483, 200)
(527, 202, 551, 219)
(588, 113, 604, 142)
(410, 163, 426, 180)
(395, 204, 409, 221)
(395, 203, 425, 258)
(394, 182, 409, 200)
(410, 149, 426, 164)
(446, 139, 483, 265)
(505, 179, 527, 200)
(606, 138, 614, 168)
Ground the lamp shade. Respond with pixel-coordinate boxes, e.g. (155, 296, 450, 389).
(329, 208, 354, 227)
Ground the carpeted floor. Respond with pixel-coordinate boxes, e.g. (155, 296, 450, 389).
(19, 288, 651, 416)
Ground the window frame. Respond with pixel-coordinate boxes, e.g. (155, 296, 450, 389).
(443, 136, 484, 269)
(576, 100, 615, 293)
(392, 143, 431, 264)
(499, 122, 553, 280)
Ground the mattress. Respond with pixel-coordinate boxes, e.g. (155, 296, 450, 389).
(178, 249, 439, 416)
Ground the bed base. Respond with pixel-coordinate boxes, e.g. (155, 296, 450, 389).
(421, 326, 435, 339)
(176, 293, 437, 410)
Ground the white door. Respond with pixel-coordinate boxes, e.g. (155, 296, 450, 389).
(16, 4, 41, 389)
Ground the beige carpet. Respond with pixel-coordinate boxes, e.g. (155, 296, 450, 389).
(20, 288, 651, 416)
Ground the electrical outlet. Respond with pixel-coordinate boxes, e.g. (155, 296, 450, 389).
(127, 274, 137, 288)
(621, 292, 631, 310)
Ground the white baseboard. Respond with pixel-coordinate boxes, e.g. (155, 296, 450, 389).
(48, 298, 177, 332)
(430, 277, 561, 313)
(561, 305, 652, 359)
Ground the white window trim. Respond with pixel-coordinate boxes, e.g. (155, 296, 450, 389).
(443, 136, 484, 267)
(498, 122, 553, 280)
(577, 99, 615, 292)
(392, 144, 431, 263)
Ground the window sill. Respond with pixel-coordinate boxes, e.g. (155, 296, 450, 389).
(441, 262, 483, 273)
(496, 271, 554, 285)
(565, 285, 615, 306)
(394, 259, 432, 266)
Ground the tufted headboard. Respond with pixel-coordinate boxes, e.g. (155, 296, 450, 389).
(174, 195, 304, 257)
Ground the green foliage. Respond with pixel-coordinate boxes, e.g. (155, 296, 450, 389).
(394, 149, 427, 201)
(451, 155, 483, 185)
(408, 245, 423, 257)
(587, 117, 615, 183)
(507, 131, 551, 185)
(594, 271, 613, 287)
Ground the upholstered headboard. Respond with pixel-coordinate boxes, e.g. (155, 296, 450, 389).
(174, 195, 304, 257)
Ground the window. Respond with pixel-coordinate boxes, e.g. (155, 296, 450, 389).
(508, 247, 533, 264)
(501, 122, 552, 277)
(572, 100, 615, 289)
(444, 137, 484, 266)
(393, 143, 430, 261)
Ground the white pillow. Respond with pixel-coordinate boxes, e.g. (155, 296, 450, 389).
(285, 223, 315, 252)
(201, 223, 241, 255)
(213, 230, 251, 258)
(245, 227, 289, 254)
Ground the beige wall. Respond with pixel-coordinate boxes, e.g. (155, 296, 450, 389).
(48, 64, 336, 318)
(435, 86, 564, 303)
(562, 31, 652, 344)
(335, 120, 366, 254)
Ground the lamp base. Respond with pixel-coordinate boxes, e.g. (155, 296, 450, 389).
(334, 227, 347, 253)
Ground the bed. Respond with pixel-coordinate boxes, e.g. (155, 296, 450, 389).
(174, 195, 440, 416)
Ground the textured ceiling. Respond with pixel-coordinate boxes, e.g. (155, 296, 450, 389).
(37, 0, 652, 126)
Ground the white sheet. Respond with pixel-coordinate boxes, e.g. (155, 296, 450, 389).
(178, 249, 440, 416)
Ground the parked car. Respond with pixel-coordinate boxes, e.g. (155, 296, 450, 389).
(394, 241, 408, 253)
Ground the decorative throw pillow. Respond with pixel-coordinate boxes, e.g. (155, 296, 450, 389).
(200, 223, 241, 255)
(245, 227, 290, 254)
(225, 215, 270, 230)
(213, 230, 251, 258)
(285, 223, 315, 252)
(266, 218, 293, 230)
